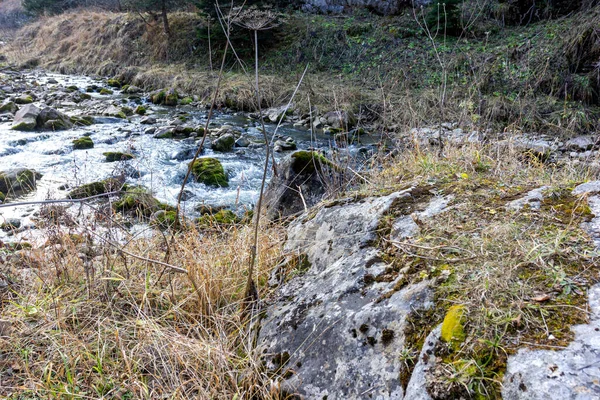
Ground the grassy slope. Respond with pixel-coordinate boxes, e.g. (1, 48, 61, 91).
(3, 7, 599, 135)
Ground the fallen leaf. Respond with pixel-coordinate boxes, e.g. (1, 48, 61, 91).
(532, 294, 551, 302)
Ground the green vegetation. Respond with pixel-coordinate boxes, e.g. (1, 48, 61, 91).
(103, 152, 134, 162)
(72, 136, 94, 149)
(67, 178, 122, 199)
(189, 158, 228, 187)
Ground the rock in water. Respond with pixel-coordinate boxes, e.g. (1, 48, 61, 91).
(211, 133, 235, 152)
(11, 104, 40, 131)
(0, 168, 42, 198)
(263, 151, 334, 221)
(258, 189, 434, 399)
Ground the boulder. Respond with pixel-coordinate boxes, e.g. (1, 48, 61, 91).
(211, 133, 235, 152)
(263, 151, 335, 221)
(258, 189, 434, 398)
(11, 104, 73, 131)
(67, 178, 123, 199)
(11, 104, 40, 131)
(273, 138, 297, 152)
(140, 116, 157, 125)
(72, 136, 94, 150)
(323, 110, 357, 130)
(15, 94, 33, 104)
(0, 101, 17, 114)
(189, 158, 228, 187)
(564, 135, 595, 152)
(0, 168, 42, 198)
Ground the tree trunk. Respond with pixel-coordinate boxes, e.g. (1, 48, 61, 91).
(161, 0, 171, 37)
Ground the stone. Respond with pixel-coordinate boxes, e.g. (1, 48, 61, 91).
(0, 100, 17, 114)
(103, 152, 134, 162)
(502, 284, 600, 400)
(263, 151, 335, 221)
(506, 186, 548, 211)
(189, 158, 228, 187)
(140, 116, 157, 125)
(211, 133, 235, 152)
(565, 135, 595, 152)
(72, 136, 94, 150)
(273, 139, 297, 152)
(0, 168, 42, 198)
(67, 178, 123, 199)
(404, 326, 440, 400)
(323, 110, 357, 130)
(38, 107, 73, 130)
(1, 218, 22, 231)
(258, 189, 434, 398)
(15, 94, 33, 104)
(235, 136, 251, 148)
(11, 104, 40, 131)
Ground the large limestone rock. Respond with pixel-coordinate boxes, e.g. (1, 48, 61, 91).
(501, 181, 600, 399)
(11, 104, 72, 131)
(258, 189, 437, 398)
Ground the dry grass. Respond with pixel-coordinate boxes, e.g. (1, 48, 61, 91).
(367, 141, 600, 398)
(0, 217, 286, 399)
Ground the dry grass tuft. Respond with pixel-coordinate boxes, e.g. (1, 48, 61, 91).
(0, 219, 286, 399)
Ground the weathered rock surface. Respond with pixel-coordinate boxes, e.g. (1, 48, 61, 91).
(259, 189, 436, 399)
(506, 186, 548, 211)
(501, 181, 600, 399)
(11, 104, 72, 131)
(502, 284, 600, 400)
(211, 133, 235, 152)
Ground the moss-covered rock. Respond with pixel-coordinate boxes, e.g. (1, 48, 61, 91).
(212, 134, 236, 152)
(66, 85, 79, 92)
(164, 88, 179, 106)
(72, 136, 94, 149)
(150, 90, 166, 104)
(152, 210, 180, 229)
(134, 105, 147, 115)
(15, 95, 33, 104)
(196, 209, 240, 225)
(103, 152, 134, 162)
(290, 151, 333, 174)
(113, 186, 173, 217)
(190, 158, 228, 187)
(67, 178, 122, 199)
(121, 106, 133, 116)
(107, 79, 121, 88)
(0, 101, 17, 113)
(99, 88, 113, 95)
(0, 168, 42, 198)
(180, 97, 193, 105)
(0, 191, 5, 202)
(441, 305, 467, 349)
(70, 115, 94, 126)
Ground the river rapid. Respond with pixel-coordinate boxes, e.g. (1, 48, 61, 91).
(0, 70, 376, 242)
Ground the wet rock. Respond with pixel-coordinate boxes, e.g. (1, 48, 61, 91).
(263, 151, 336, 221)
(1, 218, 22, 231)
(0, 100, 17, 114)
(72, 136, 94, 150)
(258, 189, 434, 398)
(140, 116, 156, 124)
(404, 326, 441, 400)
(103, 152, 134, 162)
(189, 158, 228, 187)
(211, 133, 235, 152)
(0, 168, 42, 198)
(103, 105, 127, 119)
(273, 138, 297, 152)
(38, 107, 73, 130)
(11, 103, 39, 131)
(15, 94, 34, 104)
(235, 136, 251, 147)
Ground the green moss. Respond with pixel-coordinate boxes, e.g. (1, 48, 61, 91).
(441, 305, 467, 348)
(121, 84, 130, 92)
(72, 136, 94, 149)
(66, 85, 79, 92)
(70, 115, 94, 126)
(164, 89, 179, 106)
(11, 121, 36, 131)
(121, 106, 133, 116)
(15, 95, 33, 104)
(113, 186, 170, 217)
(196, 209, 240, 225)
(134, 105, 147, 115)
(150, 90, 166, 104)
(152, 210, 179, 229)
(155, 131, 173, 139)
(107, 78, 121, 88)
(189, 158, 228, 187)
(180, 97, 193, 105)
(68, 178, 121, 199)
(103, 152, 134, 162)
(0, 191, 5, 202)
(290, 151, 333, 174)
(99, 88, 113, 95)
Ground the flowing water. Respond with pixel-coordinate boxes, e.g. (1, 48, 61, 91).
(0, 71, 376, 242)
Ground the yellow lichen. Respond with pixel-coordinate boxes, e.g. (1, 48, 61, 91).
(441, 305, 466, 346)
